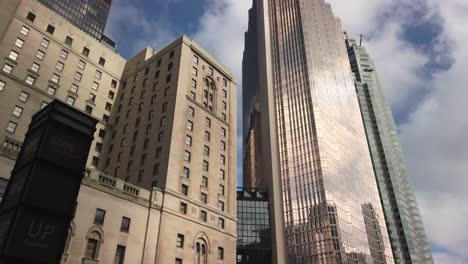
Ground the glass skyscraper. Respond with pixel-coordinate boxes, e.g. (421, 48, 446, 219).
(346, 36, 433, 263)
(243, 0, 394, 263)
(37, 0, 111, 40)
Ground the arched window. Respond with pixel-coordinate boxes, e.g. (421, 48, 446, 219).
(202, 77, 216, 111)
(84, 230, 103, 260)
(195, 239, 208, 264)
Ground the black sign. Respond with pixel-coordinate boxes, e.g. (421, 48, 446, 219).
(0, 100, 97, 264)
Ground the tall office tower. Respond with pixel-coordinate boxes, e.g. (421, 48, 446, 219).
(36, 0, 112, 41)
(243, 0, 394, 263)
(102, 36, 238, 263)
(237, 188, 272, 263)
(243, 102, 266, 189)
(0, 0, 125, 187)
(346, 36, 433, 263)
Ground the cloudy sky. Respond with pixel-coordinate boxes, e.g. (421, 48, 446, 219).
(105, 0, 468, 263)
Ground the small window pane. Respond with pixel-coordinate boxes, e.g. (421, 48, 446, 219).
(20, 26, 29, 36)
(31, 62, 40, 73)
(8, 51, 18, 61)
(15, 38, 24, 48)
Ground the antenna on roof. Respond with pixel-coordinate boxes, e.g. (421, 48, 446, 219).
(152, 44, 157, 54)
(359, 34, 363, 46)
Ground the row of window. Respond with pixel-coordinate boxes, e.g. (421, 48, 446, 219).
(23, 13, 108, 66)
(93, 208, 131, 233)
(175, 234, 224, 260)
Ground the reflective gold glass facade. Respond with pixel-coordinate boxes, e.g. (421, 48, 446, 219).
(247, 0, 395, 262)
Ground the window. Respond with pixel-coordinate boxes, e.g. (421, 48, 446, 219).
(191, 79, 197, 88)
(103, 114, 109, 123)
(78, 60, 86, 70)
(168, 62, 173, 71)
(94, 209, 106, 225)
(218, 218, 225, 229)
(85, 238, 99, 259)
(85, 105, 93, 114)
(91, 156, 99, 166)
(192, 67, 198, 76)
(95, 70, 102, 79)
(187, 120, 193, 131)
(162, 102, 168, 112)
(202, 176, 208, 188)
(26, 12, 36, 22)
(176, 234, 184, 248)
(218, 247, 224, 260)
(105, 103, 112, 111)
(181, 184, 188, 196)
(6, 121, 17, 133)
(223, 78, 228, 87)
(193, 55, 199, 64)
(60, 49, 68, 59)
(219, 169, 225, 180)
(218, 185, 225, 196)
(95, 142, 103, 153)
(204, 131, 210, 141)
(46, 24, 55, 34)
(218, 201, 225, 211)
(111, 79, 117, 88)
(82, 47, 90, 57)
(120, 217, 131, 233)
(205, 117, 211, 127)
(69, 72, 81, 82)
(201, 193, 207, 204)
(36, 50, 45, 60)
(221, 127, 226, 137)
(66, 96, 75, 106)
(25, 75, 35, 85)
(92, 82, 99, 91)
(15, 38, 24, 48)
(222, 113, 227, 121)
(12, 106, 23, 117)
(160, 116, 166, 127)
(185, 135, 192, 146)
(146, 124, 152, 134)
(222, 89, 227, 98)
(188, 106, 195, 117)
(3, 64, 13, 74)
(51, 74, 60, 84)
(114, 245, 126, 264)
(31, 62, 40, 73)
(19, 91, 29, 102)
(158, 131, 164, 142)
(209, 67, 214, 76)
(99, 57, 106, 66)
(98, 129, 105, 138)
(108, 91, 115, 100)
(182, 167, 190, 179)
(56, 61, 64, 71)
(47, 86, 56, 96)
(180, 202, 187, 214)
(89, 93, 96, 103)
(221, 141, 226, 151)
(184, 151, 191, 162)
(176, 258, 182, 264)
(164, 87, 170, 96)
(155, 146, 162, 158)
(8, 51, 18, 61)
(169, 50, 175, 59)
(155, 70, 160, 79)
(203, 145, 210, 156)
(200, 210, 207, 222)
(38, 39, 49, 50)
(151, 95, 156, 104)
(220, 155, 226, 165)
(190, 91, 196, 100)
(148, 110, 154, 121)
(221, 101, 227, 110)
(20, 26, 29, 36)
(65, 36, 73, 46)
(0, 80, 5, 92)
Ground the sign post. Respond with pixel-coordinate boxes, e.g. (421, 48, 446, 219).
(0, 100, 97, 264)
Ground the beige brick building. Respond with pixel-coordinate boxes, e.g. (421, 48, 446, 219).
(0, 1, 238, 263)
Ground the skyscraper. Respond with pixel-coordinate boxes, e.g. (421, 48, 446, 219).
(243, 0, 394, 263)
(37, 0, 111, 40)
(346, 36, 433, 263)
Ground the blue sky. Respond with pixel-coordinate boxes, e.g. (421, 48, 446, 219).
(105, 0, 468, 263)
